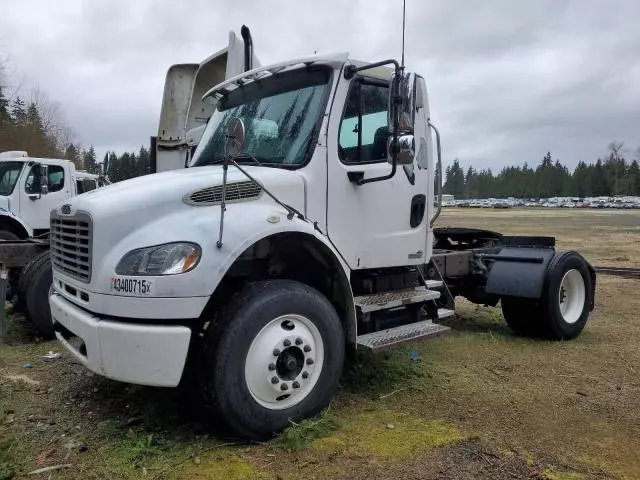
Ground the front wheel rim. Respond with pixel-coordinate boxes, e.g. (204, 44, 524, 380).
(244, 314, 324, 410)
(558, 269, 586, 324)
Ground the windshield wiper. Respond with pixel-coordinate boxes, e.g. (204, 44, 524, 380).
(234, 153, 263, 166)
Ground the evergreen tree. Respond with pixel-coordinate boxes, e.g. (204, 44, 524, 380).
(591, 159, 609, 196)
(65, 143, 82, 169)
(464, 166, 476, 199)
(11, 97, 26, 125)
(102, 152, 109, 176)
(138, 146, 150, 176)
(629, 160, 640, 196)
(82, 146, 98, 173)
(0, 85, 10, 123)
(443, 159, 465, 197)
(572, 161, 592, 198)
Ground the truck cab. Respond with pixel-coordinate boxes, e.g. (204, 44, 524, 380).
(0, 151, 95, 239)
(49, 33, 596, 441)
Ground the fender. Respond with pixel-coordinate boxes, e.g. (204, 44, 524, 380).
(484, 246, 595, 304)
(210, 209, 357, 344)
(0, 210, 33, 238)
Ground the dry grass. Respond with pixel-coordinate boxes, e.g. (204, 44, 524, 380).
(1, 208, 639, 479)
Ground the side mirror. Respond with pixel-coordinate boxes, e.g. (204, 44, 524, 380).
(30, 163, 49, 196)
(225, 117, 246, 159)
(389, 134, 415, 165)
(388, 71, 416, 135)
(39, 164, 49, 195)
(387, 72, 416, 165)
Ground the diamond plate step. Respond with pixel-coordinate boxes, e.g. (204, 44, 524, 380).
(354, 287, 440, 313)
(438, 308, 455, 319)
(356, 320, 451, 352)
(425, 279, 443, 289)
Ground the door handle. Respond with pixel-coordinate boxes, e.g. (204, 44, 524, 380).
(347, 171, 365, 183)
(410, 194, 426, 228)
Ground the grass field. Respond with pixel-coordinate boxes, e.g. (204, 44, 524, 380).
(1, 208, 639, 479)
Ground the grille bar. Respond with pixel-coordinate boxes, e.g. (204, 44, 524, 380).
(50, 211, 93, 283)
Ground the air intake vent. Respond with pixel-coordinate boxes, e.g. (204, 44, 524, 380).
(184, 181, 262, 206)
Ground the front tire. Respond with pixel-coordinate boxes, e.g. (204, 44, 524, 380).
(197, 280, 344, 440)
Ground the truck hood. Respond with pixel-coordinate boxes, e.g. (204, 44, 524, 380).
(68, 165, 306, 218)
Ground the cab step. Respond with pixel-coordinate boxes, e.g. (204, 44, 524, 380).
(425, 279, 444, 289)
(354, 287, 440, 314)
(356, 319, 451, 352)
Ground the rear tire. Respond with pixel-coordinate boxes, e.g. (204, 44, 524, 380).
(539, 252, 593, 340)
(22, 250, 54, 338)
(197, 280, 344, 440)
(502, 252, 593, 340)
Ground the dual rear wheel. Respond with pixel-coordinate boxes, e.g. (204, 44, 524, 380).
(502, 252, 594, 340)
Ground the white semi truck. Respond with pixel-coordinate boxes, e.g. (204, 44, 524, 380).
(49, 28, 596, 440)
(0, 150, 106, 335)
(0, 151, 104, 239)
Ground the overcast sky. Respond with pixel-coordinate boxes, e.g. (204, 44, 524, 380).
(1, 0, 639, 171)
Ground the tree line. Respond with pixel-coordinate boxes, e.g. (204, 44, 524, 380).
(1, 68, 152, 182)
(443, 143, 640, 199)
(0, 69, 103, 173)
(103, 147, 151, 183)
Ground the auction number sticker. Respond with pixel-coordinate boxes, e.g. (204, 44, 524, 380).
(111, 277, 153, 296)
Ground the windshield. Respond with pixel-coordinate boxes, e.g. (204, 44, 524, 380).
(190, 66, 332, 167)
(0, 161, 24, 196)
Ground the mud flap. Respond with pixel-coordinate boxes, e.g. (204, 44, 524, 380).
(483, 247, 556, 299)
(484, 247, 596, 306)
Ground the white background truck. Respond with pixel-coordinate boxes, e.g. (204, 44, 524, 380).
(0, 150, 103, 239)
(49, 28, 596, 440)
(0, 150, 104, 336)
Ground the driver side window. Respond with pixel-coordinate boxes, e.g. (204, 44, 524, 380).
(25, 165, 65, 194)
(338, 80, 389, 164)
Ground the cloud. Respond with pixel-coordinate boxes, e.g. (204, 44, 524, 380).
(1, 0, 639, 170)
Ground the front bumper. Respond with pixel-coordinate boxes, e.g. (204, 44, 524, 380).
(50, 293, 191, 387)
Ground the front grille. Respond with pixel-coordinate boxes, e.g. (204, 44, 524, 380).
(184, 181, 262, 206)
(50, 211, 92, 283)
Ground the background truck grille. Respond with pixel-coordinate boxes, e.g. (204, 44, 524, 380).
(184, 181, 262, 206)
(50, 211, 92, 283)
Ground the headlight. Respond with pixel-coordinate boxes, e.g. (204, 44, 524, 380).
(116, 242, 201, 276)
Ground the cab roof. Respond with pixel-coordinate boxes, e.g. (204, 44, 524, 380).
(202, 53, 394, 101)
(0, 155, 71, 167)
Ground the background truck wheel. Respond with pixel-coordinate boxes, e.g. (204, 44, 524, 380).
(21, 250, 54, 338)
(502, 252, 594, 340)
(197, 279, 344, 440)
(0, 230, 19, 241)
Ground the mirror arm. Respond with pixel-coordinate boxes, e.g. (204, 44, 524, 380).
(344, 59, 400, 79)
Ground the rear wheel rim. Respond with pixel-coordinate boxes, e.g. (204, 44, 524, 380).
(244, 314, 324, 410)
(558, 269, 586, 324)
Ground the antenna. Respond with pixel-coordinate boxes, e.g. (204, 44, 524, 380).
(401, 0, 406, 67)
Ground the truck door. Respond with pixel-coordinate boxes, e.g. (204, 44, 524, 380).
(326, 74, 431, 270)
(20, 162, 70, 230)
